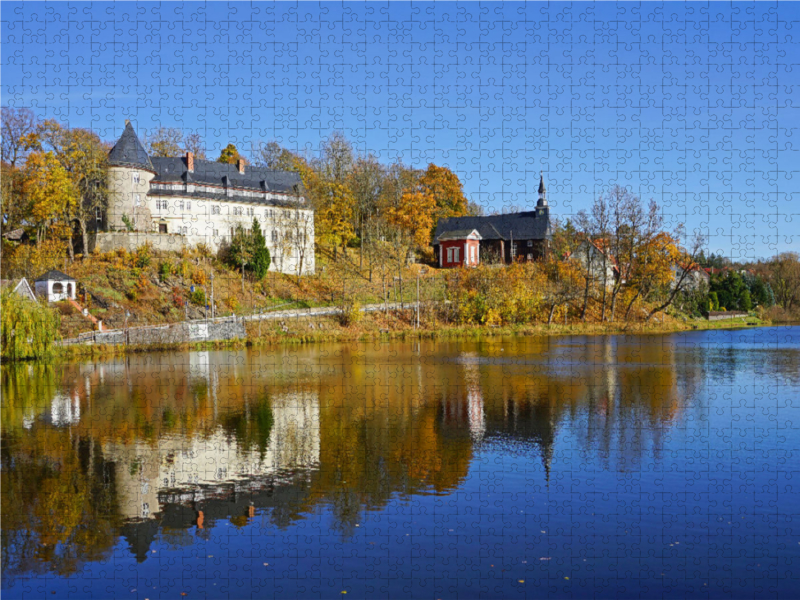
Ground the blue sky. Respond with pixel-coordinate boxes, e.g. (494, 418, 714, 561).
(2, 1, 798, 259)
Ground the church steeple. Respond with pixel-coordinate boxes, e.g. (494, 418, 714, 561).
(537, 171, 548, 207)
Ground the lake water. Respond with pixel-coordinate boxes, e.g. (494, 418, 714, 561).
(2, 327, 799, 599)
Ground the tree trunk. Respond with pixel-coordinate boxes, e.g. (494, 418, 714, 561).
(624, 288, 643, 321)
(581, 276, 590, 322)
(67, 232, 75, 262)
(80, 219, 89, 258)
(548, 303, 557, 325)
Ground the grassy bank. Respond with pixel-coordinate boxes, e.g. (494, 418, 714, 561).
(54, 312, 770, 360)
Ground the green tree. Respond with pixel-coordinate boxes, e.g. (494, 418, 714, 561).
(1, 290, 60, 360)
(250, 218, 271, 280)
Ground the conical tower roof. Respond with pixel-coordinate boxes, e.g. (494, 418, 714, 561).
(108, 121, 154, 171)
(538, 171, 546, 194)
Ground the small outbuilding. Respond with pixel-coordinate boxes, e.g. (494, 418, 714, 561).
(436, 229, 482, 268)
(0, 277, 37, 302)
(35, 270, 77, 302)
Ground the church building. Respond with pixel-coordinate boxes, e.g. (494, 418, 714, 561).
(102, 121, 315, 275)
(434, 174, 553, 267)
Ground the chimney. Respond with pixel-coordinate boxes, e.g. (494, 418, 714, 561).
(186, 152, 194, 173)
(237, 158, 245, 174)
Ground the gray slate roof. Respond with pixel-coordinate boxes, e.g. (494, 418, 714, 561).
(150, 157, 302, 194)
(435, 228, 482, 242)
(108, 122, 155, 171)
(434, 210, 552, 244)
(35, 270, 75, 282)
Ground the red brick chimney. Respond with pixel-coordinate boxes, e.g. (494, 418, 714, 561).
(237, 158, 245, 174)
(186, 152, 194, 173)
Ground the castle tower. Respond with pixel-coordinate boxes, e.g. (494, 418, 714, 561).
(107, 121, 156, 231)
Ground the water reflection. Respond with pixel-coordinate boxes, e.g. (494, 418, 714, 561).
(2, 328, 799, 590)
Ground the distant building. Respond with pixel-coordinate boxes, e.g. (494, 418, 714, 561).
(571, 240, 617, 288)
(671, 265, 710, 291)
(434, 174, 552, 267)
(34, 270, 77, 302)
(102, 121, 315, 275)
(0, 277, 36, 302)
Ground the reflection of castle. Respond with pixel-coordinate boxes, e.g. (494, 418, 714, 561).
(104, 391, 320, 521)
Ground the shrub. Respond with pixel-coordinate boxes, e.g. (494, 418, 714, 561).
(190, 289, 206, 306)
(132, 244, 152, 268)
(171, 286, 186, 308)
(339, 299, 362, 326)
(159, 260, 173, 282)
(191, 268, 207, 286)
(121, 214, 135, 232)
(1, 290, 60, 360)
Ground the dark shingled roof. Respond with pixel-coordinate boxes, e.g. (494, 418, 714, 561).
(150, 157, 302, 194)
(35, 269, 75, 282)
(108, 122, 155, 171)
(434, 210, 552, 244)
(435, 228, 482, 242)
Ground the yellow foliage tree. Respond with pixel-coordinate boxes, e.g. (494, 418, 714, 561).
(419, 163, 468, 221)
(22, 151, 77, 246)
(385, 190, 436, 264)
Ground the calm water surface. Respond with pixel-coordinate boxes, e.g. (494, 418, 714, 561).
(2, 327, 799, 599)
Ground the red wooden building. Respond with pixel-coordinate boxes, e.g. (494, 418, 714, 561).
(435, 229, 482, 268)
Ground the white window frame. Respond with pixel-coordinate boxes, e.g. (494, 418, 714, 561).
(212, 205, 221, 215)
(134, 194, 142, 206)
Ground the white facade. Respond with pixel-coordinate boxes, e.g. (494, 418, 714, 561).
(34, 275, 77, 302)
(107, 170, 316, 276)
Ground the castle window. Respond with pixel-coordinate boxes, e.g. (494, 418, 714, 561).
(186, 200, 191, 210)
(271, 230, 277, 243)
(135, 194, 141, 206)
(233, 207, 243, 216)
(247, 207, 254, 216)
(527, 240, 533, 247)
(178, 201, 184, 211)
(212, 205, 221, 215)
(132, 172, 140, 184)
(156, 199, 168, 210)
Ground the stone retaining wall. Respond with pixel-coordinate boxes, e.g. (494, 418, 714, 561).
(707, 311, 749, 321)
(64, 317, 245, 346)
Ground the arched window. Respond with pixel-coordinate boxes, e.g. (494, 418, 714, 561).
(52, 282, 63, 294)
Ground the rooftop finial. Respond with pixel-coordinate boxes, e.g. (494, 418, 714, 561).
(125, 119, 131, 126)
(537, 171, 548, 207)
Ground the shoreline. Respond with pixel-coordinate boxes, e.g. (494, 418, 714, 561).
(46, 315, 775, 361)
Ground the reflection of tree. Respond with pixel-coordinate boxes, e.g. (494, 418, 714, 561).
(219, 394, 274, 457)
(1, 434, 121, 580)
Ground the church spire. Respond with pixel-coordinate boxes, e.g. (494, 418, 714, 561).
(537, 171, 548, 207)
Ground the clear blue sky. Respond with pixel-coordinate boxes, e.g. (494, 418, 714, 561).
(2, 1, 798, 259)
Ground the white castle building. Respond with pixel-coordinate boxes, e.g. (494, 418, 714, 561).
(102, 121, 315, 275)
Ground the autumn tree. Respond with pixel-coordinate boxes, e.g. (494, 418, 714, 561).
(1, 106, 38, 167)
(22, 151, 78, 247)
(183, 132, 206, 160)
(637, 231, 705, 321)
(762, 252, 800, 313)
(419, 163, 469, 223)
(253, 141, 296, 171)
(146, 127, 184, 157)
(217, 143, 246, 165)
(36, 121, 109, 256)
(347, 155, 384, 273)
